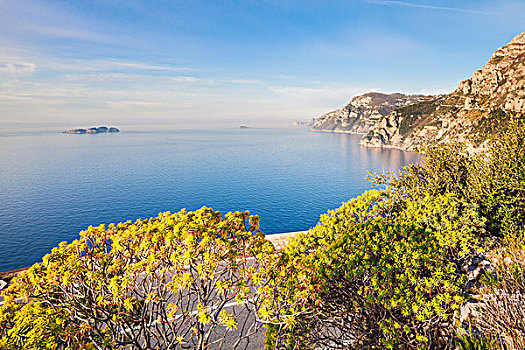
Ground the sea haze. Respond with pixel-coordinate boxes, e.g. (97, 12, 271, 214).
(0, 127, 421, 271)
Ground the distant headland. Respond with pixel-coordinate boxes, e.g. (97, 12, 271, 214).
(311, 31, 525, 153)
(62, 126, 120, 134)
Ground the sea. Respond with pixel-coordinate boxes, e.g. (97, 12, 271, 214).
(0, 126, 421, 271)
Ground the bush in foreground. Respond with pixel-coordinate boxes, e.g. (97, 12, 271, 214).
(260, 190, 483, 350)
(0, 207, 273, 350)
(468, 233, 525, 349)
(260, 120, 525, 349)
(470, 119, 525, 237)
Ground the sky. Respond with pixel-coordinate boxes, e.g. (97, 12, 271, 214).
(1, 0, 524, 128)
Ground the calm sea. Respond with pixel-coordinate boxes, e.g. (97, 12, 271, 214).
(0, 126, 421, 271)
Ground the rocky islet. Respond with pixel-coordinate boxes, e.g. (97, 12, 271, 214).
(62, 126, 120, 134)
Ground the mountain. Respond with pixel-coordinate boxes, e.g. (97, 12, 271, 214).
(361, 32, 525, 152)
(311, 93, 434, 134)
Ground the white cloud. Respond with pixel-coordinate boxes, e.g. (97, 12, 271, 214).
(170, 76, 263, 86)
(106, 100, 169, 108)
(0, 92, 73, 105)
(171, 76, 206, 84)
(64, 73, 145, 83)
(222, 78, 262, 85)
(42, 59, 196, 74)
(0, 93, 34, 103)
(269, 85, 369, 102)
(0, 62, 36, 74)
(108, 61, 189, 71)
(365, 0, 499, 15)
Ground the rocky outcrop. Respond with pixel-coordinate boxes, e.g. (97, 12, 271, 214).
(63, 126, 120, 134)
(293, 119, 315, 127)
(311, 92, 434, 134)
(361, 32, 525, 151)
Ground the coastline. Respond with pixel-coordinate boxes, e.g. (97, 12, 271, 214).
(310, 128, 420, 153)
(309, 128, 366, 135)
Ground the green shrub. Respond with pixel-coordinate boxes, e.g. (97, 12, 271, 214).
(470, 119, 525, 237)
(457, 323, 497, 350)
(259, 189, 482, 350)
(0, 207, 272, 350)
(257, 190, 390, 349)
(369, 141, 473, 204)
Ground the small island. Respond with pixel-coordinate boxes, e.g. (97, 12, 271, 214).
(63, 126, 120, 134)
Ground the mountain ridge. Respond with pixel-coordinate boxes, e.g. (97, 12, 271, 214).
(310, 92, 434, 134)
(360, 31, 525, 152)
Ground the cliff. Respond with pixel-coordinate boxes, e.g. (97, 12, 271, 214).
(361, 32, 525, 151)
(311, 92, 434, 134)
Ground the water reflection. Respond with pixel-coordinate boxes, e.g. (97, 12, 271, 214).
(331, 131, 421, 177)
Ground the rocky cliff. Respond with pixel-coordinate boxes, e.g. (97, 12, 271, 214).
(311, 92, 434, 134)
(63, 126, 120, 134)
(361, 32, 525, 151)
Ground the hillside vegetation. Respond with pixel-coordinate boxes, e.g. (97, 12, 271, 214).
(361, 32, 525, 152)
(1, 121, 524, 349)
(310, 93, 434, 134)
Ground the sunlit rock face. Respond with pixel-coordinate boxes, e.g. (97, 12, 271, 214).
(311, 92, 434, 134)
(361, 32, 525, 152)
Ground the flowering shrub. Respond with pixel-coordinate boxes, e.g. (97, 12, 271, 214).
(259, 189, 482, 350)
(470, 119, 525, 237)
(0, 207, 273, 349)
(257, 190, 392, 349)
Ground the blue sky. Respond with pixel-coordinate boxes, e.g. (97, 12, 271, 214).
(1, 0, 524, 128)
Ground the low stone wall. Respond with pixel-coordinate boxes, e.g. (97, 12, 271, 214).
(266, 231, 303, 250)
